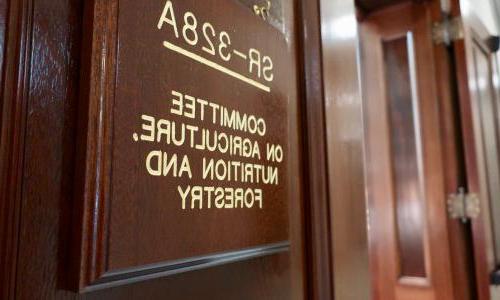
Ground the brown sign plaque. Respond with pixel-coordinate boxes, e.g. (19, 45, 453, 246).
(73, 0, 293, 291)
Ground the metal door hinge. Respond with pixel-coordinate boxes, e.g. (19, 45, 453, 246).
(253, 1, 271, 20)
(447, 187, 480, 223)
(433, 16, 464, 45)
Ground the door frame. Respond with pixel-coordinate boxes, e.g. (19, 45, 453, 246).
(452, 1, 500, 298)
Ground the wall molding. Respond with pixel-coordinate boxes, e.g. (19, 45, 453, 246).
(295, 0, 334, 298)
(0, 0, 34, 299)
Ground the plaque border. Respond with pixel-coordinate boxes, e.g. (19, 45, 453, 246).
(71, 0, 290, 292)
(83, 241, 289, 292)
(71, 0, 119, 292)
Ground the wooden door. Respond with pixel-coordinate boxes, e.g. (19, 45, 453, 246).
(453, 3, 500, 299)
(360, 2, 463, 299)
(0, 0, 334, 299)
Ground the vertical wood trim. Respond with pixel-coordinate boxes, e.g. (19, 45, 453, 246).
(452, 3, 497, 298)
(428, 1, 476, 298)
(0, 0, 7, 87)
(71, 0, 119, 291)
(431, 2, 477, 298)
(434, 29, 477, 300)
(0, 0, 34, 299)
(295, 0, 334, 298)
(454, 40, 492, 300)
(321, 0, 371, 298)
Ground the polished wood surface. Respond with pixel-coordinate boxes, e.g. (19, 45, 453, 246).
(0, 0, 351, 298)
(295, 0, 334, 298)
(453, 3, 499, 298)
(0, 0, 33, 298)
(432, 5, 476, 298)
(360, 2, 456, 299)
(384, 36, 426, 278)
(0, 0, 6, 84)
(73, 0, 296, 291)
(320, 0, 371, 298)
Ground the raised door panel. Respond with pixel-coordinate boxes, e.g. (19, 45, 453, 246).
(360, 3, 455, 299)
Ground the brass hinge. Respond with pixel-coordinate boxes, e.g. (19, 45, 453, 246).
(253, 0, 271, 20)
(447, 187, 480, 223)
(433, 16, 464, 45)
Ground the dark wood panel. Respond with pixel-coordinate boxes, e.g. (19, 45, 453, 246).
(0, 0, 320, 298)
(0, 0, 33, 299)
(0, 0, 6, 83)
(72, 0, 297, 291)
(383, 36, 426, 278)
(295, 0, 334, 299)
